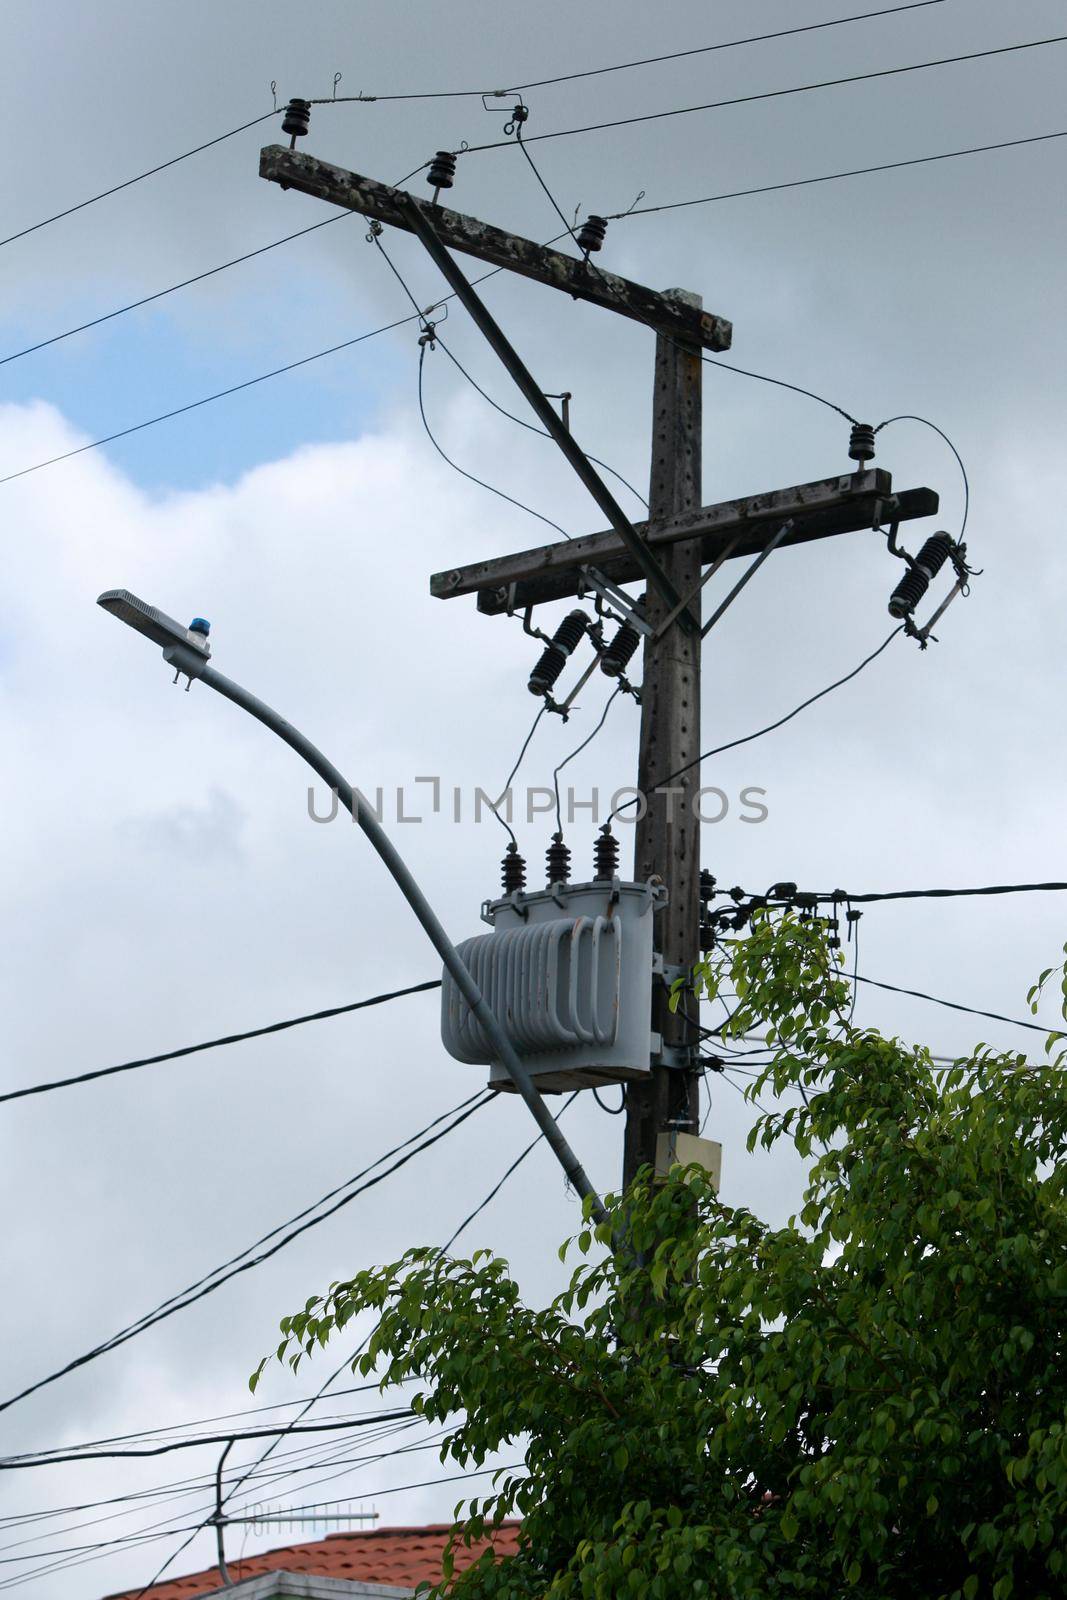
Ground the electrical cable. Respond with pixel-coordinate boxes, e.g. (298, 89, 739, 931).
(611, 129, 1067, 221)
(459, 35, 1067, 155)
(611, 628, 902, 819)
(553, 686, 624, 835)
(0, 237, 569, 490)
(0, 1092, 493, 1420)
(317, 3, 953, 102)
(592, 1085, 626, 1115)
(486, 702, 548, 846)
(874, 413, 970, 536)
(0, 111, 280, 253)
(417, 342, 572, 540)
(434, 334, 649, 510)
(853, 974, 1053, 1035)
(369, 229, 574, 542)
(0, 1415, 414, 1472)
(0, 979, 442, 1106)
(440, 1090, 580, 1252)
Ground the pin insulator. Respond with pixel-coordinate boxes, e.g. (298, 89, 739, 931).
(528, 609, 588, 696)
(600, 599, 644, 678)
(699, 921, 716, 954)
(576, 214, 608, 254)
(887, 532, 955, 618)
(427, 151, 457, 193)
(500, 842, 527, 894)
(848, 422, 876, 464)
(593, 825, 619, 881)
(546, 832, 571, 884)
(699, 869, 716, 901)
(282, 99, 311, 145)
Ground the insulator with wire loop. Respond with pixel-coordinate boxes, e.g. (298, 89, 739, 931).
(593, 825, 620, 881)
(576, 215, 608, 254)
(600, 602, 644, 677)
(527, 609, 588, 696)
(426, 151, 457, 196)
(500, 843, 527, 894)
(282, 99, 311, 147)
(848, 422, 876, 464)
(546, 832, 571, 885)
(887, 532, 956, 618)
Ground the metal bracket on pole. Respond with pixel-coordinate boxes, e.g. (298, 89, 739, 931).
(700, 519, 793, 640)
(577, 566, 655, 635)
(397, 194, 699, 634)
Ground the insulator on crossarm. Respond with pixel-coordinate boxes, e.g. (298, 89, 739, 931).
(527, 610, 588, 696)
(593, 825, 619, 881)
(848, 422, 876, 464)
(600, 598, 644, 677)
(426, 151, 457, 200)
(282, 99, 311, 147)
(887, 532, 955, 618)
(501, 842, 526, 894)
(576, 214, 608, 254)
(546, 832, 571, 885)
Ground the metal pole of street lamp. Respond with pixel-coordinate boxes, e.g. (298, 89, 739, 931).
(97, 590, 607, 1227)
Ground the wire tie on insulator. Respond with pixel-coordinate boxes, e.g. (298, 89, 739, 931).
(365, 219, 384, 244)
(418, 321, 437, 350)
(504, 101, 529, 136)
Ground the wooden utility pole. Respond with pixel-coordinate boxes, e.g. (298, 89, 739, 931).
(259, 144, 939, 1190)
(623, 302, 704, 1184)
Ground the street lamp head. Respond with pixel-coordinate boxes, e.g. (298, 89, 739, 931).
(97, 588, 211, 687)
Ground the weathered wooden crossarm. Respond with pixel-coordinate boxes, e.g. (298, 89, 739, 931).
(428, 470, 939, 611)
(259, 145, 732, 353)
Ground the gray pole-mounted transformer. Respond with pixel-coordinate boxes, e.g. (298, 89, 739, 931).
(441, 874, 666, 1092)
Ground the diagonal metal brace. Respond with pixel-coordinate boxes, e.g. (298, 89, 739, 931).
(398, 194, 698, 633)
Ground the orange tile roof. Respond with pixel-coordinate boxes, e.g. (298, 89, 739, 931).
(104, 1522, 522, 1599)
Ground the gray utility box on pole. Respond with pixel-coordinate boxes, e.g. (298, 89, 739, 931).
(441, 879, 666, 1093)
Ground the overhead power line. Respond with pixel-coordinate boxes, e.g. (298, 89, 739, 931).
(0, 1414, 412, 1472)
(0, 978, 441, 1107)
(854, 974, 1055, 1036)
(0, 1092, 492, 1419)
(612, 129, 1067, 218)
(611, 628, 902, 819)
(460, 35, 1067, 155)
(0, 111, 280, 253)
(322, 2, 952, 101)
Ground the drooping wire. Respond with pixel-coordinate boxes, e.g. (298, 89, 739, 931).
(611, 628, 903, 820)
(0, 110, 281, 253)
(854, 974, 1053, 1036)
(874, 413, 969, 536)
(417, 342, 572, 540)
(0, 1092, 493, 1419)
(485, 702, 548, 846)
(592, 1085, 626, 1115)
(553, 686, 623, 834)
(313, 4, 952, 102)
(434, 334, 648, 510)
(0, 978, 442, 1107)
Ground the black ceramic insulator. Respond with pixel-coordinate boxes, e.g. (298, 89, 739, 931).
(282, 99, 311, 143)
(600, 600, 644, 677)
(593, 826, 619, 881)
(576, 214, 608, 253)
(848, 422, 876, 463)
(888, 532, 955, 618)
(427, 151, 457, 191)
(699, 869, 716, 902)
(546, 832, 571, 885)
(527, 610, 588, 695)
(501, 843, 526, 894)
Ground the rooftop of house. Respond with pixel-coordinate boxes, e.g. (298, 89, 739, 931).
(103, 1522, 522, 1600)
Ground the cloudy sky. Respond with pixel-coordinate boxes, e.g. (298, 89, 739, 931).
(0, 0, 1064, 1593)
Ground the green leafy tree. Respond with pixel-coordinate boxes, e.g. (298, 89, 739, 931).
(257, 912, 1067, 1599)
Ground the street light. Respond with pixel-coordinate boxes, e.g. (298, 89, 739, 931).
(97, 588, 606, 1227)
